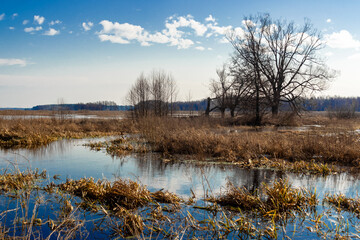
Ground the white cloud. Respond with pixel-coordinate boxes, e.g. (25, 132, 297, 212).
(9, 27, 14, 30)
(169, 38, 194, 49)
(208, 47, 213, 50)
(82, 21, 94, 31)
(49, 20, 61, 26)
(325, 30, 360, 49)
(99, 34, 130, 44)
(205, 15, 216, 22)
(43, 28, 60, 36)
(0, 13, 5, 21)
(164, 15, 208, 37)
(0, 58, 28, 67)
(348, 53, 360, 60)
(208, 25, 232, 36)
(97, 14, 242, 50)
(24, 26, 42, 33)
(23, 20, 29, 25)
(326, 18, 332, 23)
(34, 15, 45, 25)
(195, 46, 205, 51)
(98, 20, 189, 48)
(12, 13, 18, 18)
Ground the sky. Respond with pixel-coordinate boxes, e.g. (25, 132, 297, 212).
(0, 0, 360, 107)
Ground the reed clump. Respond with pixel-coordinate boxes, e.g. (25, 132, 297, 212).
(59, 177, 182, 210)
(87, 136, 149, 156)
(0, 169, 47, 193)
(324, 193, 360, 215)
(213, 179, 317, 220)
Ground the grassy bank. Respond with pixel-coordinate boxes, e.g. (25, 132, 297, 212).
(0, 117, 134, 149)
(133, 116, 360, 168)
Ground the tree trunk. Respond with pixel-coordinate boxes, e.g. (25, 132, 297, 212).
(271, 105, 279, 116)
(205, 97, 211, 116)
(221, 108, 225, 118)
(254, 85, 261, 126)
(230, 108, 235, 117)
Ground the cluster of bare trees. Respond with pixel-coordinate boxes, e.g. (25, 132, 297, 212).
(127, 69, 178, 117)
(209, 14, 335, 124)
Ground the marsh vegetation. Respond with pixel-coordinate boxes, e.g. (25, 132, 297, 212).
(0, 110, 358, 239)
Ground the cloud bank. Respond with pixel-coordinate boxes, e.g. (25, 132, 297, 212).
(98, 14, 235, 49)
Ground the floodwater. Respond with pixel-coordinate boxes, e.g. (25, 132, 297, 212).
(0, 138, 360, 239)
(0, 138, 358, 198)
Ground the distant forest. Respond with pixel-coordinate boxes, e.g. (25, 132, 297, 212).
(32, 101, 131, 111)
(30, 97, 360, 112)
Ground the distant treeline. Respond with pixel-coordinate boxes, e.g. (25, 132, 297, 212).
(32, 101, 132, 111)
(173, 97, 360, 113)
(27, 97, 360, 112)
(304, 97, 360, 112)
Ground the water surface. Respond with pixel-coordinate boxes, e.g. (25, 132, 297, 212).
(0, 138, 358, 199)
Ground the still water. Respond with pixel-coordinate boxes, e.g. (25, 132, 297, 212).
(0, 138, 360, 239)
(0, 138, 358, 199)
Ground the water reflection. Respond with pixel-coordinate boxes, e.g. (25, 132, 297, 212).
(0, 138, 359, 199)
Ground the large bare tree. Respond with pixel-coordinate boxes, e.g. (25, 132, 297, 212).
(228, 14, 335, 116)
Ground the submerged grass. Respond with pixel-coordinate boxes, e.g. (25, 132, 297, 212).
(58, 177, 182, 211)
(324, 193, 360, 215)
(86, 136, 149, 156)
(0, 168, 47, 193)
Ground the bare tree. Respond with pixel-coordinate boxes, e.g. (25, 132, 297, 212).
(227, 65, 254, 117)
(56, 97, 68, 121)
(150, 69, 172, 116)
(228, 14, 335, 117)
(127, 73, 150, 118)
(168, 75, 178, 116)
(127, 69, 177, 117)
(210, 65, 232, 118)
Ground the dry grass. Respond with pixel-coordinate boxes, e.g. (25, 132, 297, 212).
(58, 177, 182, 210)
(135, 117, 360, 168)
(324, 193, 360, 215)
(0, 169, 47, 193)
(0, 118, 134, 149)
(212, 178, 317, 220)
(86, 136, 149, 156)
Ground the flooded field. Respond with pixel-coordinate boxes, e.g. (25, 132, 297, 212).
(0, 138, 360, 239)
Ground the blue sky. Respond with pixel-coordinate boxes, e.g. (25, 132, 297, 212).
(0, 0, 360, 107)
